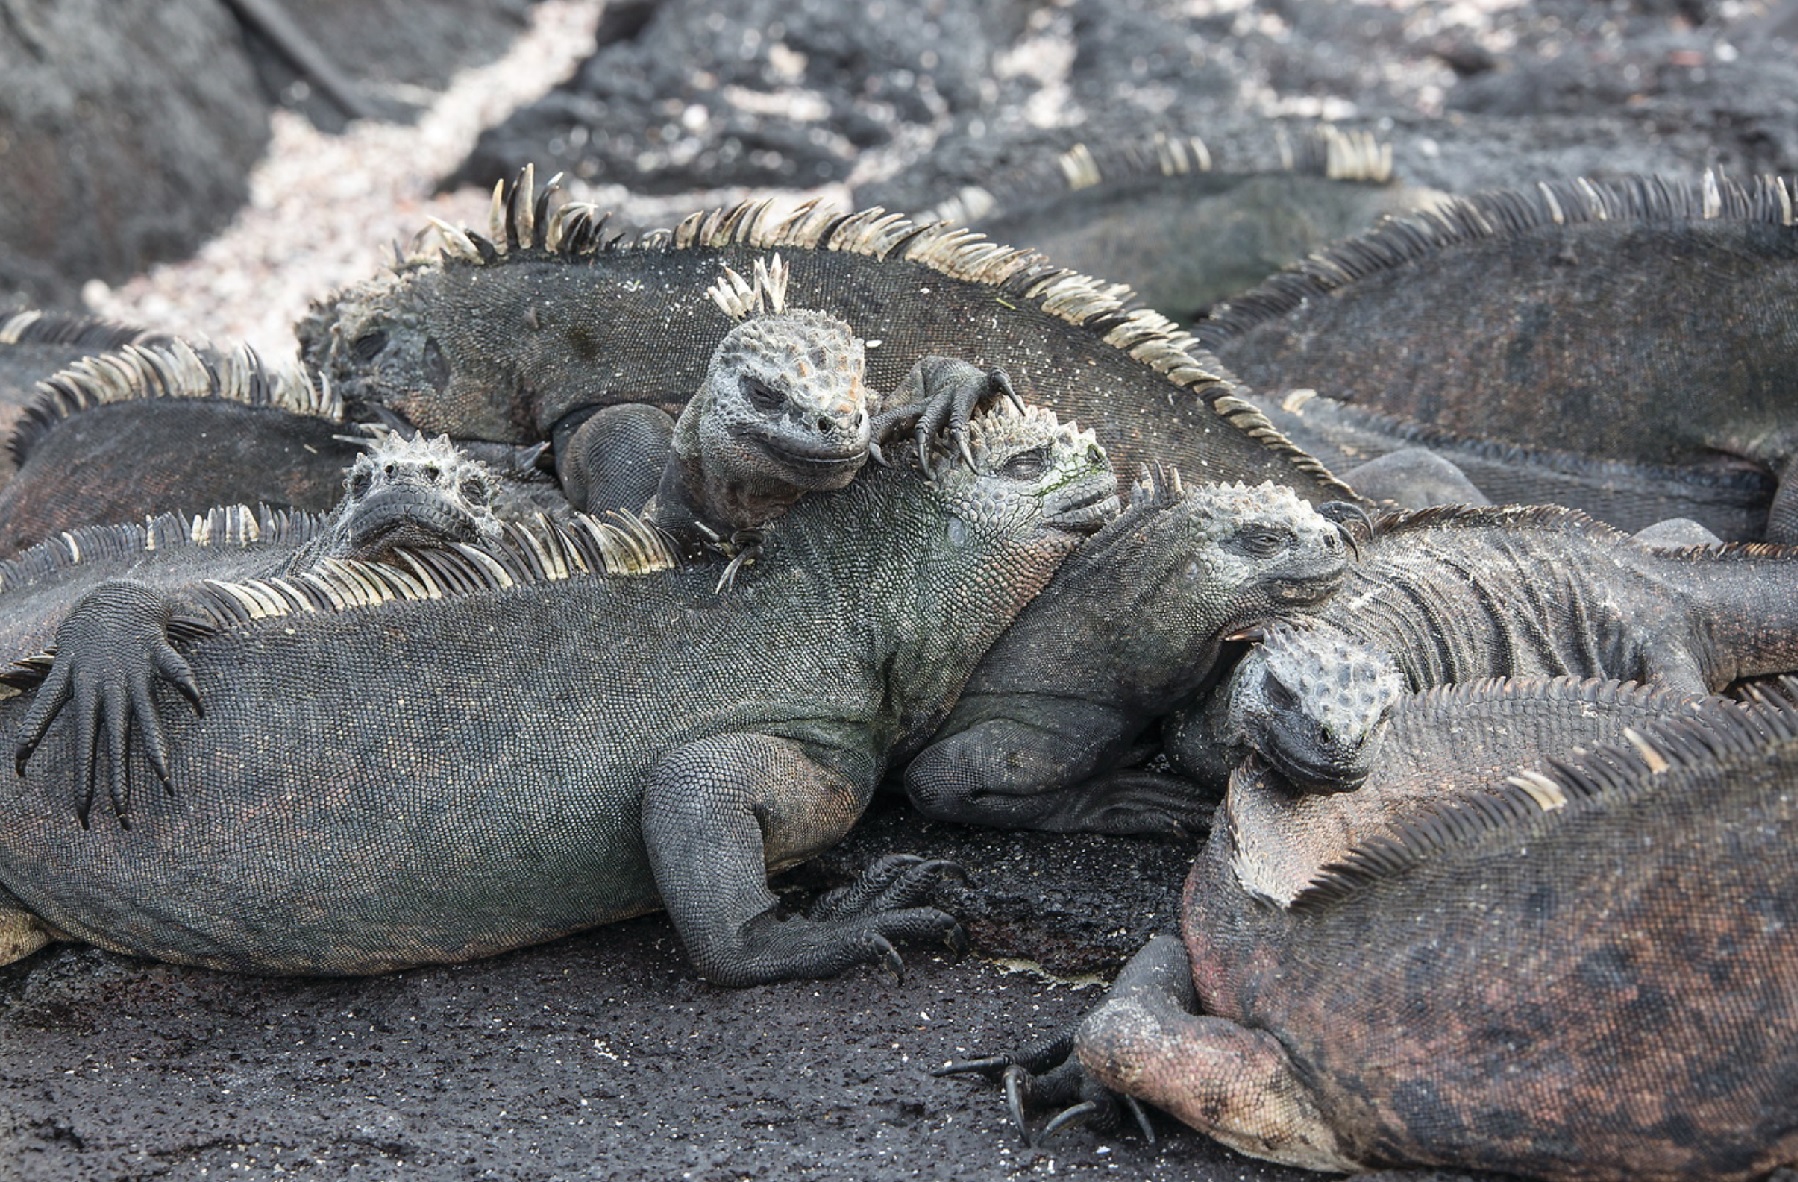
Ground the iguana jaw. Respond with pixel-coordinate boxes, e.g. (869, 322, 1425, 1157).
(747, 428, 870, 489)
(1042, 477, 1121, 534)
(344, 487, 491, 556)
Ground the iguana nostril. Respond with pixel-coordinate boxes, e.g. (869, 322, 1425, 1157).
(817, 416, 835, 433)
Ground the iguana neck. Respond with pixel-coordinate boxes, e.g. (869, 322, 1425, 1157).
(1620, 544, 1798, 686)
(774, 470, 1080, 761)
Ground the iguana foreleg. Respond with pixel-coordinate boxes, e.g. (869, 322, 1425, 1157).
(13, 580, 203, 829)
(642, 732, 963, 986)
(871, 359, 1024, 475)
(905, 704, 1211, 837)
(553, 403, 677, 514)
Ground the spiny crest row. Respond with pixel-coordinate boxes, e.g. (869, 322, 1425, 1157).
(421, 170, 1353, 499)
(921, 125, 1395, 228)
(1404, 675, 1714, 717)
(185, 510, 677, 631)
(0, 309, 162, 350)
(1373, 499, 1798, 560)
(1203, 172, 1797, 343)
(12, 340, 343, 469)
(0, 505, 321, 596)
(1291, 683, 1798, 909)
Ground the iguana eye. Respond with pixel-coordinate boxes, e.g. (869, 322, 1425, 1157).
(1001, 446, 1050, 480)
(744, 377, 786, 413)
(1237, 525, 1288, 558)
(349, 330, 390, 363)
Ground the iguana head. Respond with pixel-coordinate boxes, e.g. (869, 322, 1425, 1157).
(686, 308, 872, 496)
(1225, 621, 1402, 794)
(322, 433, 503, 562)
(925, 401, 1118, 542)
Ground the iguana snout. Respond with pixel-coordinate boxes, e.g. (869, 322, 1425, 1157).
(1225, 622, 1402, 794)
(335, 433, 501, 558)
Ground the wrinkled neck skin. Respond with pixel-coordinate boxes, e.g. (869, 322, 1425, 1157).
(1616, 542, 1798, 687)
(768, 467, 1083, 767)
(659, 397, 812, 537)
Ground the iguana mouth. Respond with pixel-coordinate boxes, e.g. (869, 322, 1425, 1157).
(347, 489, 485, 555)
(1258, 735, 1367, 795)
(755, 434, 869, 479)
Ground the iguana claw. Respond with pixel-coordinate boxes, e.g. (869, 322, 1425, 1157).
(1005, 1065, 1035, 1146)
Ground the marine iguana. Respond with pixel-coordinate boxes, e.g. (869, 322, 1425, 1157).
(0, 432, 506, 822)
(964, 687, 1798, 1179)
(914, 127, 1444, 321)
(0, 402, 1117, 986)
(1180, 503, 1798, 717)
(902, 471, 1352, 837)
(1200, 173, 1798, 541)
(0, 339, 361, 557)
(0, 309, 167, 487)
(298, 168, 1353, 508)
(583, 251, 1018, 578)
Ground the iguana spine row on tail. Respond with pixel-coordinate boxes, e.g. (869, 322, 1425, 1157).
(397, 165, 1351, 502)
(0, 310, 165, 352)
(11, 339, 343, 470)
(1200, 170, 1796, 343)
(920, 124, 1396, 229)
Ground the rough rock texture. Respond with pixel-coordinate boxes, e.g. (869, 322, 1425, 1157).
(237, 0, 537, 130)
(447, 0, 1037, 194)
(0, 0, 271, 309)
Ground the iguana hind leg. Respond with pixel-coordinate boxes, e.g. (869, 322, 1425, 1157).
(554, 403, 676, 514)
(643, 733, 962, 986)
(1077, 935, 1360, 1173)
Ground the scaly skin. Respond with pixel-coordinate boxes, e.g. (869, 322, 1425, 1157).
(298, 178, 1353, 508)
(4, 432, 505, 827)
(1170, 505, 1798, 714)
(1203, 175, 1798, 541)
(951, 684, 1798, 1180)
(903, 473, 1351, 836)
(0, 402, 1113, 985)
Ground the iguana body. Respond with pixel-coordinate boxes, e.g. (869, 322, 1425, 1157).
(299, 175, 1352, 507)
(1067, 692, 1798, 1179)
(0, 340, 360, 557)
(0, 309, 166, 486)
(0, 403, 1114, 985)
(1201, 174, 1798, 540)
(1257, 505, 1794, 693)
(903, 472, 1351, 836)
(917, 128, 1443, 321)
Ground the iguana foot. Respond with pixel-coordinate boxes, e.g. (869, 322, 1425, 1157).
(871, 358, 1023, 477)
(785, 853, 967, 984)
(712, 529, 765, 593)
(935, 1024, 1152, 1146)
(13, 580, 203, 828)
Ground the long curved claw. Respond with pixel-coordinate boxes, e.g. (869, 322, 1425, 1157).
(15, 661, 72, 777)
(1004, 1065, 1035, 1146)
(991, 368, 1025, 413)
(932, 1054, 1012, 1079)
(876, 935, 905, 985)
(153, 644, 204, 721)
(1040, 1099, 1103, 1141)
(1318, 500, 1373, 559)
(1124, 1095, 1156, 1144)
(943, 923, 969, 959)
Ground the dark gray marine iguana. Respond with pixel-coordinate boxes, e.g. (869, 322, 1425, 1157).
(949, 683, 1798, 1180)
(1199, 173, 1798, 541)
(911, 126, 1444, 322)
(574, 249, 1019, 582)
(902, 471, 1354, 837)
(0, 309, 168, 487)
(0, 432, 506, 823)
(1213, 502, 1797, 699)
(0, 339, 363, 558)
(298, 168, 1354, 508)
(0, 401, 1119, 985)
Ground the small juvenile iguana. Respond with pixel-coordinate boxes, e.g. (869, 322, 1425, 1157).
(0, 339, 361, 558)
(910, 126, 1444, 321)
(972, 687, 1798, 1179)
(1200, 173, 1798, 541)
(299, 168, 1353, 508)
(903, 471, 1353, 836)
(0, 402, 1116, 986)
